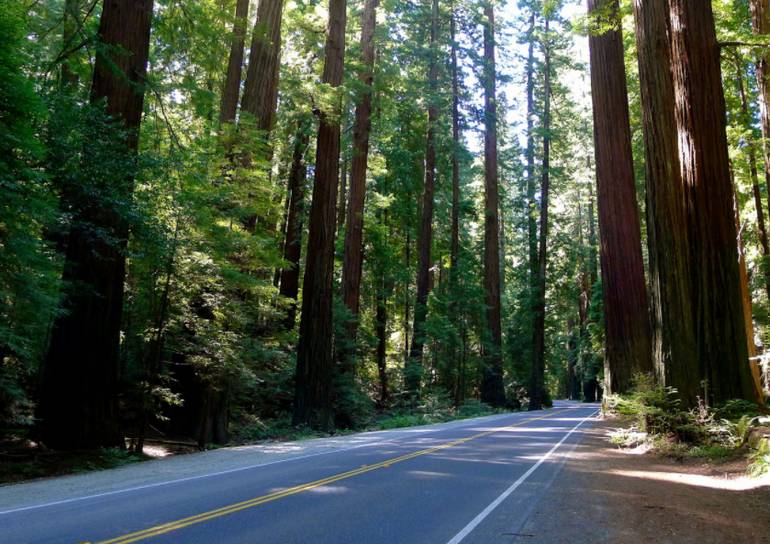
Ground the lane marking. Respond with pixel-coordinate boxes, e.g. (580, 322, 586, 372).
(444, 410, 599, 544)
(0, 411, 523, 516)
(91, 409, 581, 544)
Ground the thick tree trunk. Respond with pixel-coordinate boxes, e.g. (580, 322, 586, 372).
(633, 0, 697, 403)
(529, 16, 551, 411)
(337, 0, 378, 373)
(588, 0, 652, 395)
(292, 0, 347, 429)
(668, 0, 756, 404)
(406, 0, 439, 396)
(241, 0, 284, 132)
(38, 0, 154, 450)
(481, 3, 505, 408)
(220, 0, 250, 124)
(278, 124, 310, 330)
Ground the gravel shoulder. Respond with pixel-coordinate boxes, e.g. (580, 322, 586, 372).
(514, 415, 770, 544)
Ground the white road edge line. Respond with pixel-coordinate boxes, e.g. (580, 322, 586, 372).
(0, 408, 567, 516)
(445, 409, 600, 544)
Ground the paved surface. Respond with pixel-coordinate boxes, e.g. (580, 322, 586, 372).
(0, 402, 599, 543)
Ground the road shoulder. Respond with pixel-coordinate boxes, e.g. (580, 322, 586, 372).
(513, 416, 770, 544)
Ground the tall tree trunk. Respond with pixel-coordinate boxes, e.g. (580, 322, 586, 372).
(220, 0, 250, 124)
(38, 0, 154, 450)
(337, 154, 348, 233)
(525, 10, 538, 321)
(481, 3, 505, 408)
(732, 173, 766, 402)
(750, 0, 770, 229)
(449, 10, 460, 302)
(633, 0, 698, 403)
(292, 0, 348, 429)
(406, 0, 439, 396)
(449, 9, 462, 391)
(735, 59, 770, 301)
(279, 123, 310, 330)
(241, 0, 284, 133)
(529, 16, 551, 411)
(588, 0, 652, 395)
(337, 0, 378, 374)
(668, 0, 757, 404)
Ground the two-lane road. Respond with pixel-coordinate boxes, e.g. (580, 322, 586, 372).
(0, 402, 599, 543)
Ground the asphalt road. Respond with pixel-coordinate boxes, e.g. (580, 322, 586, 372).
(1, 402, 599, 544)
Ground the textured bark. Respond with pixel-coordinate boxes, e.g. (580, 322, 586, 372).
(735, 61, 770, 301)
(480, 3, 505, 408)
(529, 16, 551, 411)
(406, 0, 438, 395)
(278, 124, 309, 330)
(292, 0, 347, 429)
(337, 155, 348, 233)
(220, 0, 250, 124)
(588, 0, 652, 395)
(633, 0, 698, 403)
(337, 0, 378, 372)
(38, 0, 154, 450)
(668, 0, 756, 404)
(241, 0, 284, 132)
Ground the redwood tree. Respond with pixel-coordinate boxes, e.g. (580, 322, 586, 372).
(406, 0, 439, 395)
(278, 123, 310, 330)
(37, 0, 154, 449)
(668, 0, 756, 404)
(241, 0, 284, 132)
(293, 0, 348, 428)
(587, 0, 652, 395)
(529, 14, 551, 411)
(338, 0, 379, 372)
(481, 2, 505, 407)
(220, 0, 250, 124)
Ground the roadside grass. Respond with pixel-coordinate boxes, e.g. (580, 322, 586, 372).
(0, 446, 147, 485)
(604, 374, 770, 469)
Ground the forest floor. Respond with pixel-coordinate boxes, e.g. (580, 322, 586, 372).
(515, 415, 770, 543)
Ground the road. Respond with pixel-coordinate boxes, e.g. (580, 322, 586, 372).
(0, 402, 598, 543)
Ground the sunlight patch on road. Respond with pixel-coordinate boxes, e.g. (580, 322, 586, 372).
(609, 469, 770, 491)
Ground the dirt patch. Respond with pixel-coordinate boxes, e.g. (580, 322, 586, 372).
(515, 416, 770, 543)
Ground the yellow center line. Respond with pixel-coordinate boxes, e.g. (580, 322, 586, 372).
(92, 409, 567, 544)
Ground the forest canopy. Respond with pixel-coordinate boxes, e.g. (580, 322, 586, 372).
(0, 0, 768, 452)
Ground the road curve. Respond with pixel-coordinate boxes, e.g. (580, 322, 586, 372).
(1, 401, 599, 543)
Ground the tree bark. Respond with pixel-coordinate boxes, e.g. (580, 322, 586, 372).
(449, 10, 460, 302)
(337, 0, 378, 373)
(241, 0, 284, 132)
(375, 275, 390, 407)
(278, 123, 310, 330)
(481, 3, 505, 408)
(525, 10, 538, 316)
(668, 0, 756, 404)
(633, 0, 698, 404)
(406, 0, 439, 396)
(588, 0, 652, 395)
(529, 15, 551, 411)
(38, 0, 154, 450)
(292, 0, 347, 429)
(220, 0, 250, 124)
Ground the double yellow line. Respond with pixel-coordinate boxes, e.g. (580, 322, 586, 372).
(91, 409, 566, 544)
